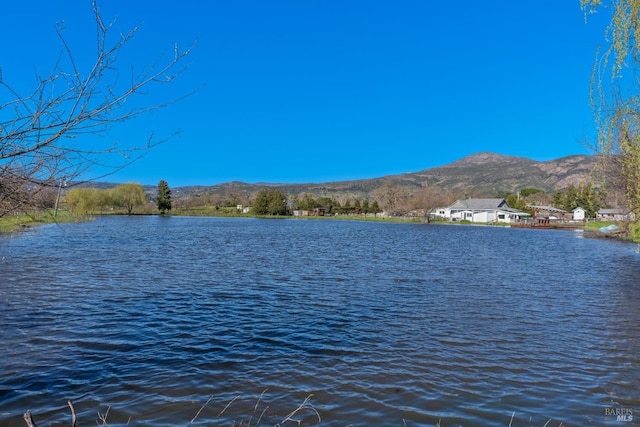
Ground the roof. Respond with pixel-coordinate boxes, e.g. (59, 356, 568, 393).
(598, 208, 631, 215)
(527, 205, 567, 213)
(448, 198, 508, 210)
(500, 207, 531, 216)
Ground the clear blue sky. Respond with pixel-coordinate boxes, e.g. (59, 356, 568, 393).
(0, 1, 611, 187)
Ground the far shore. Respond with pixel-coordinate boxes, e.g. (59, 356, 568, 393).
(3, 210, 635, 244)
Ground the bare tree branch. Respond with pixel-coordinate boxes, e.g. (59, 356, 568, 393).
(0, 1, 194, 217)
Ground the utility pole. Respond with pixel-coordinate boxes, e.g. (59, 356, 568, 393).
(54, 179, 66, 218)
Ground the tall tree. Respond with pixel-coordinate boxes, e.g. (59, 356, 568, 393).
(297, 193, 316, 210)
(157, 180, 172, 214)
(408, 185, 456, 213)
(581, 0, 640, 219)
(343, 200, 352, 215)
(373, 184, 410, 216)
(552, 183, 603, 217)
(0, 1, 192, 218)
(252, 188, 288, 216)
(576, 182, 603, 217)
(66, 188, 109, 214)
(111, 183, 146, 215)
(362, 199, 370, 214)
(354, 199, 361, 214)
(371, 200, 381, 216)
(506, 193, 526, 211)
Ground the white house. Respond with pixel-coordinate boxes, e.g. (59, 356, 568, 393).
(572, 207, 586, 221)
(432, 198, 530, 224)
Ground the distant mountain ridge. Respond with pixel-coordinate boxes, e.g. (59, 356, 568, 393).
(409, 152, 597, 195)
(168, 152, 598, 200)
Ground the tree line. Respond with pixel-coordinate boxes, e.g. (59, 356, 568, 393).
(66, 183, 147, 215)
(66, 181, 172, 215)
(2, 2, 640, 237)
(234, 188, 385, 216)
(63, 178, 612, 221)
(167, 182, 611, 219)
(504, 183, 605, 218)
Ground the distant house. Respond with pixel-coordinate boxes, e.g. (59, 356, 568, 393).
(433, 207, 447, 217)
(432, 198, 530, 223)
(597, 208, 635, 222)
(527, 205, 569, 220)
(572, 207, 586, 221)
(293, 209, 326, 217)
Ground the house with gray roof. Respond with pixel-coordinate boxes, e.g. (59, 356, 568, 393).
(597, 208, 635, 221)
(432, 198, 530, 223)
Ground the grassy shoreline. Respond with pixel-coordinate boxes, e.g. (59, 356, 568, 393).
(0, 210, 87, 234)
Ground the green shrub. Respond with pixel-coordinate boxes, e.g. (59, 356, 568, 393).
(630, 220, 640, 243)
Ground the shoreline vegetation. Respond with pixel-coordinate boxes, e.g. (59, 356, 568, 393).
(2, 207, 636, 244)
(21, 395, 325, 427)
(11, 175, 634, 242)
(0, 210, 88, 234)
(18, 397, 573, 427)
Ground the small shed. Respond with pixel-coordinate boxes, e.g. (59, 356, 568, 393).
(572, 207, 586, 221)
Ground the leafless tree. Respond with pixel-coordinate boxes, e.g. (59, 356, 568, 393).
(0, 1, 194, 218)
(407, 185, 457, 213)
(372, 183, 411, 216)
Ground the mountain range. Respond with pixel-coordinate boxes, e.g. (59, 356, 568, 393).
(170, 152, 599, 201)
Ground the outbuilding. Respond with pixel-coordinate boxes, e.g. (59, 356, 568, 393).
(572, 207, 586, 221)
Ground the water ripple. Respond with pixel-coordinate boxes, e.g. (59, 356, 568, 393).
(1, 217, 639, 426)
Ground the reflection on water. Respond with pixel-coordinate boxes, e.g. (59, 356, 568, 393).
(0, 216, 639, 426)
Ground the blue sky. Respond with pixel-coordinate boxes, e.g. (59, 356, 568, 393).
(0, 1, 611, 187)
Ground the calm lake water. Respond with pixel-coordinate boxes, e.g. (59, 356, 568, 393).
(0, 216, 639, 426)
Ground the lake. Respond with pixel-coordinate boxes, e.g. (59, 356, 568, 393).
(0, 216, 638, 426)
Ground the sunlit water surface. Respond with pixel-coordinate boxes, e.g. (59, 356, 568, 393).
(1, 216, 639, 426)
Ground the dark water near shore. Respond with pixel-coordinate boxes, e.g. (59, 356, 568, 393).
(1, 216, 639, 426)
